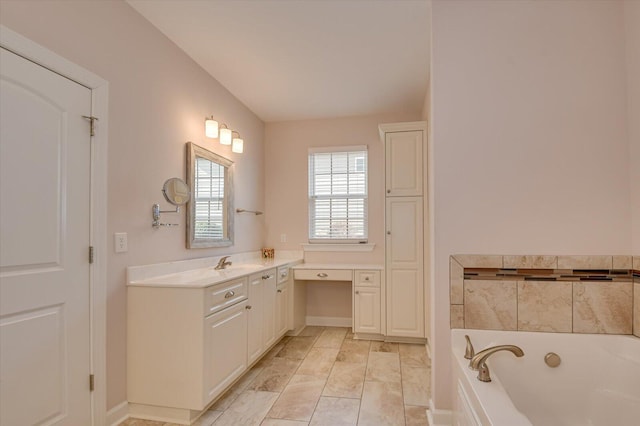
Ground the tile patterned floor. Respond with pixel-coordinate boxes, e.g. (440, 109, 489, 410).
(121, 326, 430, 426)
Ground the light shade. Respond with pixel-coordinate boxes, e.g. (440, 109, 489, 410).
(205, 118, 218, 138)
(220, 127, 232, 145)
(232, 137, 244, 153)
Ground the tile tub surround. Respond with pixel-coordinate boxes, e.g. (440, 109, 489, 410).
(120, 327, 431, 426)
(450, 255, 639, 336)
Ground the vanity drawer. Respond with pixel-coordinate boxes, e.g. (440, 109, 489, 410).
(355, 270, 380, 287)
(277, 266, 290, 284)
(205, 277, 248, 315)
(294, 269, 353, 281)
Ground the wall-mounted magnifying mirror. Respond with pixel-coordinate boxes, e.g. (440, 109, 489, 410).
(152, 177, 191, 228)
(186, 142, 234, 248)
(163, 177, 191, 206)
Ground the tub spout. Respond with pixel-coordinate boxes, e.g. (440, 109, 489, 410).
(469, 345, 524, 382)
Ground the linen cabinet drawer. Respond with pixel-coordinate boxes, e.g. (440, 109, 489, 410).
(355, 270, 380, 287)
(294, 269, 353, 281)
(205, 277, 248, 315)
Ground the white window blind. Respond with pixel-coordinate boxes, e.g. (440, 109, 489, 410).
(308, 146, 368, 243)
(194, 157, 225, 239)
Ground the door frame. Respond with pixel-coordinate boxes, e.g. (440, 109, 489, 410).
(1, 25, 108, 425)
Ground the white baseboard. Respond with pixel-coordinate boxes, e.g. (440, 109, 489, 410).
(426, 399, 453, 426)
(106, 400, 129, 426)
(305, 316, 351, 327)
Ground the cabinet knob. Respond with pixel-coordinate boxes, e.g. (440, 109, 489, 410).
(245, 305, 252, 310)
(224, 290, 235, 299)
(355, 291, 360, 295)
(262, 274, 272, 280)
(317, 272, 328, 278)
(387, 231, 391, 235)
(387, 189, 391, 194)
(365, 277, 370, 281)
(277, 289, 282, 293)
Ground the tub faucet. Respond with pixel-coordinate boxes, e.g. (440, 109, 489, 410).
(469, 345, 524, 382)
(215, 256, 232, 270)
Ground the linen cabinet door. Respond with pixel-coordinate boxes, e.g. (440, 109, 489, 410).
(385, 196, 424, 338)
(385, 130, 423, 197)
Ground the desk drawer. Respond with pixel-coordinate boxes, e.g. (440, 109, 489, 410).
(355, 270, 380, 287)
(205, 277, 248, 315)
(294, 269, 353, 281)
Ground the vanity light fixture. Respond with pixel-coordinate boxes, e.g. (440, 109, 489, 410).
(219, 124, 232, 145)
(204, 116, 219, 138)
(232, 131, 244, 153)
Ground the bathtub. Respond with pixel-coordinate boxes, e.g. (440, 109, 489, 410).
(451, 329, 640, 426)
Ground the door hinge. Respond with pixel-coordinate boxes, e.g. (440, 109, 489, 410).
(89, 246, 94, 264)
(82, 115, 99, 137)
(89, 374, 95, 392)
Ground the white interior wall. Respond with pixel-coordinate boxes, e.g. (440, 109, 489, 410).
(430, 0, 632, 410)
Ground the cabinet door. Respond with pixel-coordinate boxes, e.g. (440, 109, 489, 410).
(354, 286, 381, 334)
(203, 302, 248, 403)
(262, 270, 277, 348)
(275, 283, 289, 338)
(247, 274, 264, 365)
(385, 131, 423, 197)
(386, 196, 424, 338)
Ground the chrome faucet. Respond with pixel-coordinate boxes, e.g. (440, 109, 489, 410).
(469, 345, 524, 382)
(214, 256, 232, 270)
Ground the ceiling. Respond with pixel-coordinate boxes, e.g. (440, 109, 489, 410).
(127, 0, 430, 123)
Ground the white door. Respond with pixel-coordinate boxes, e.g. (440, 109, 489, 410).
(247, 274, 264, 365)
(354, 286, 381, 334)
(275, 283, 288, 338)
(262, 271, 277, 348)
(385, 130, 423, 197)
(0, 47, 92, 425)
(386, 196, 424, 338)
(204, 303, 248, 404)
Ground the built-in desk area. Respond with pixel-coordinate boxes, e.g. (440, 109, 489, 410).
(291, 263, 385, 339)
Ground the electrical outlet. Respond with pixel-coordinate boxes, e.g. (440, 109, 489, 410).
(114, 232, 128, 253)
(280, 233, 287, 243)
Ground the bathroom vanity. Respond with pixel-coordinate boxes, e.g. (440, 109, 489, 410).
(126, 253, 301, 424)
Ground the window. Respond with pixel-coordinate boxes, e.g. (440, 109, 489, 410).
(308, 146, 368, 243)
(194, 157, 225, 239)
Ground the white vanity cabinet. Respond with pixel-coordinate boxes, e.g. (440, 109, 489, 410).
(127, 277, 250, 417)
(126, 256, 303, 424)
(353, 270, 381, 334)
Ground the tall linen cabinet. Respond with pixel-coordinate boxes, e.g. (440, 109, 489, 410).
(379, 121, 428, 340)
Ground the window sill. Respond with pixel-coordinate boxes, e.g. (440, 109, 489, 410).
(301, 243, 376, 252)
